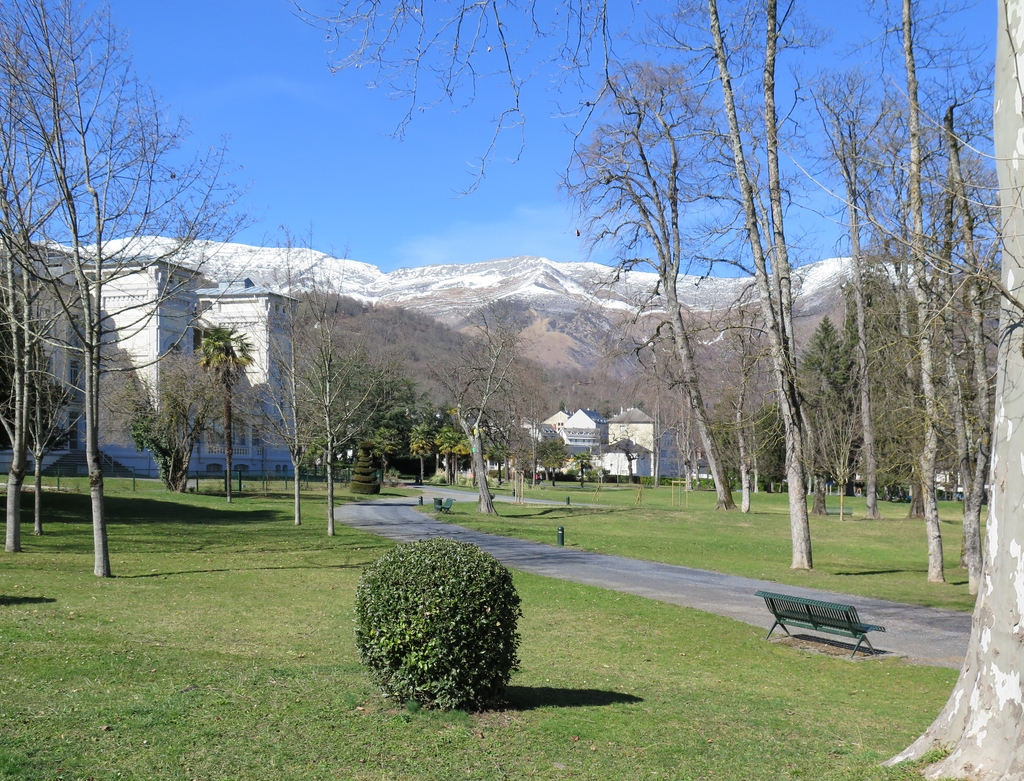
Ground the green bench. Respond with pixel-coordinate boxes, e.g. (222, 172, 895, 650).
(755, 590, 885, 659)
(432, 498, 454, 514)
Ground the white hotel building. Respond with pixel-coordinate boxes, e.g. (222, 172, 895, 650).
(16, 259, 297, 479)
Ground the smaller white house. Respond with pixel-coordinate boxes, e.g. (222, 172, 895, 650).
(603, 438, 654, 478)
(601, 407, 684, 480)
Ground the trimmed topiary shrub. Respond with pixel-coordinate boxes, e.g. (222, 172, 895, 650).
(354, 538, 522, 710)
(349, 441, 381, 495)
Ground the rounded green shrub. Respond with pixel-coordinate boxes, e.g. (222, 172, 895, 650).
(349, 441, 380, 495)
(354, 538, 522, 710)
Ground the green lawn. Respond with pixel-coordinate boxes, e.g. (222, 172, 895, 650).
(1, 486, 955, 779)
(442, 484, 980, 612)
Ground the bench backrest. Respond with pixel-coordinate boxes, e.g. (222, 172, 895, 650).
(756, 591, 863, 632)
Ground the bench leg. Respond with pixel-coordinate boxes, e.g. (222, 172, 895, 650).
(765, 620, 791, 640)
(850, 634, 876, 659)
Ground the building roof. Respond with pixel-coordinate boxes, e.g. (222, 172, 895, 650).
(544, 411, 570, 426)
(196, 278, 292, 299)
(609, 407, 654, 424)
(565, 408, 607, 428)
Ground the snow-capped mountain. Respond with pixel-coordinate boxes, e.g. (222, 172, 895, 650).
(186, 240, 849, 314)
(116, 238, 853, 370)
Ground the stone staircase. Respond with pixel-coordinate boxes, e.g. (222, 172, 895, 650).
(42, 450, 136, 479)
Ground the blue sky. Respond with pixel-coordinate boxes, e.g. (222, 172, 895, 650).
(112, 1, 996, 273)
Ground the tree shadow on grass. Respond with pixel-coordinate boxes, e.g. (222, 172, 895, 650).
(119, 563, 365, 579)
(502, 686, 643, 711)
(23, 493, 284, 528)
(0, 595, 56, 606)
(832, 569, 923, 576)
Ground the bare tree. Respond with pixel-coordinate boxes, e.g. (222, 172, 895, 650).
(570, 62, 736, 510)
(814, 69, 887, 520)
(431, 302, 526, 514)
(257, 240, 307, 525)
(899, 0, 945, 583)
(301, 285, 397, 534)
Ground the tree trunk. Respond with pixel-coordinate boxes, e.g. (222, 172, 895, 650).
(963, 279, 991, 594)
(887, 9, 1024, 770)
(4, 254, 26, 553)
(467, 431, 496, 514)
(33, 453, 42, 535)
(291, 454, 302, 526)
(812, 476, 828, 517)
(326, 440, 335, 536)
(85, 340, 110, 577)
(738, 429, 751, 515)
(907, 482, 925, 519)
(223, 385, 233, 503)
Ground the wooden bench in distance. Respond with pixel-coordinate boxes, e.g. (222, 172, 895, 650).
(755, 590, 885, 659)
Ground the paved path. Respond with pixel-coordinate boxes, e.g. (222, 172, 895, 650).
(337, 495, 973, 668)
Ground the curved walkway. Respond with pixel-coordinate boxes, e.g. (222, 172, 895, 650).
(336, 495, 972, 669)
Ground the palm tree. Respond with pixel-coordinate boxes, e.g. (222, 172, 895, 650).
(198, 327, 253, 502)
(408, 422, 435, 484)
(434, 426, 466, 485)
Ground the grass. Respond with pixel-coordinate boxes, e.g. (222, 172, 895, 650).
(0, 484, 958, 779)
(436, 483, 981, 612)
